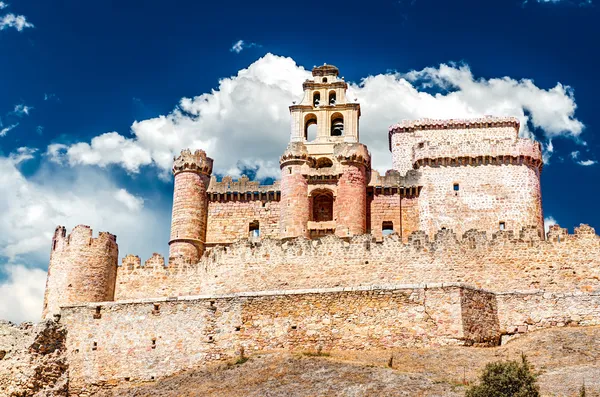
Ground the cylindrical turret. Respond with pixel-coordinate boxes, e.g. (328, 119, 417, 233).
(334, 143, 370, 236)
(42, 225, 118, 319)
(169, 149, 213, 263)
(279, 142, 310, 239)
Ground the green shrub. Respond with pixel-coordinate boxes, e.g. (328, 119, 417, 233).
(465, 354, 540, 397)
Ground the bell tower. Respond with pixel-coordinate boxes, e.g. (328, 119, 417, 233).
(289, 64, 361, 150)
(280, 64, 370, 239)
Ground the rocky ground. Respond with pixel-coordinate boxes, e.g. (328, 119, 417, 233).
(97, 326, 600, 397)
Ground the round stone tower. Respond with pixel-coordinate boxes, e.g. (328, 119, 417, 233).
(279, 142, 310, 239)
(169, 149, 213, 263)
(334, 143, 371, 236)
(42, 225, 119, 319)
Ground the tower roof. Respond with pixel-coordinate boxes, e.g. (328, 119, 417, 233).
(312, 64, 339, 77)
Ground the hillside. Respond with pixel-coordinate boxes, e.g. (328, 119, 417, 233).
(97, 326, 600, 397)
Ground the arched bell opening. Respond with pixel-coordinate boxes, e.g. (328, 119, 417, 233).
(328, 90, 336, 105)
(331, 112, 344, 136)
(313, 92, 321, 107)
(304, 113, 318, 141)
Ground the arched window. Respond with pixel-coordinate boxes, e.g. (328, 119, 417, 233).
(311, 191, 334, 222)
(304, 113, 317, 141)
(313, 92, 321, 107)
(322, 77, 328, 83)
(328, 91, 336, 105)
(330, 113, 344, 136)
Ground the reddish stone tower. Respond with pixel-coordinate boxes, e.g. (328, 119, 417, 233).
(279, 142, 310, 238)
(169, 149, 213, 263)
(334, 144, 370, 236)
(42, 225, 118, 319)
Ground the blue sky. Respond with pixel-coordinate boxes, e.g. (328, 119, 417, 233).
(0, 0, 598, 322)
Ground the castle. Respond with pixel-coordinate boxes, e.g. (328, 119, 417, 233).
(38, 65, 600, 395)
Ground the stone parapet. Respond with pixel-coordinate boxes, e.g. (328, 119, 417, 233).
(389, 116, 520, 150)
(114, 224, 600, 301)
(207, 175, 280, 194)
(172, 149, 213, 176)
(412, 138, 543, 170)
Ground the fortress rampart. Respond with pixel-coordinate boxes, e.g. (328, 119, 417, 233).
(61, 283, 600, 395)
(42, 225, 118, 319)
(115, 224, 599, 301)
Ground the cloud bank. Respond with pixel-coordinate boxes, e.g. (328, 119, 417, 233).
(48, 54, 585, 178)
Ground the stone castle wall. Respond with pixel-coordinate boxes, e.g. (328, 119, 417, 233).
(61, 284, 498, 395)
(60, 284, 600, 395)
(43, 225, 118, 319)
(417, 164, 544, 238)
(114, 224, 599, 301)
(206, 199, 281, 244)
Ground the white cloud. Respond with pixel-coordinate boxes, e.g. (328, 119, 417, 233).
(230, 40, 260, 54)
(0, 2, 7, 10)
(0, 264, 46, 324)
(0, 13, 33, 31)
(570, 150, 596, 166)
(0, 122, 18, 137)
(114, 188, 144, 211)
(13, 103, 31, 116)
(544, 216, 557, 234)
(577, 159, 597, 166)
(46, 54, 585, 179)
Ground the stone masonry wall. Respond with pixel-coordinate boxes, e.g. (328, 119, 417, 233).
(115, 224, 599, 301)
(62, 284, 489, 395)
(206, 199, 280, 244)
(418, 164, 544, 238)
(367, 194, 420, 242)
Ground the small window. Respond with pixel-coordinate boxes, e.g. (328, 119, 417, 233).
(329, 91, 336, 105)
(453, 183, 459, 191)
(322, 77, 328, 83)
(382, 221, 394, 236)
(92, 342, 97, 351)
(418, 142, 425, 149)
(499, 222, 506, 230)
(151, 338, 156, 349)
(249, 220, 260, 238)
(313, 92, 321, 106)
(93, 306, 101, 319)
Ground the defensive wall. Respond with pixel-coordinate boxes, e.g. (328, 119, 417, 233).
(43, 225, 118, 320)
(60, 283, 600, 395)
(115, 224, 600, 301)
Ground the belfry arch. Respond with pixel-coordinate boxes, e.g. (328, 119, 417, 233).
(331, 112, 344, 136)
(304, 113, 318, 141)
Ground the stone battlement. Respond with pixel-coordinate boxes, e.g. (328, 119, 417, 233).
(114, 224, 600, 301)
(52, 225, 117, 251)
(207, 175, 280, 194)
(389, 116, 520, 134)
(411, 138, 543, 170)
